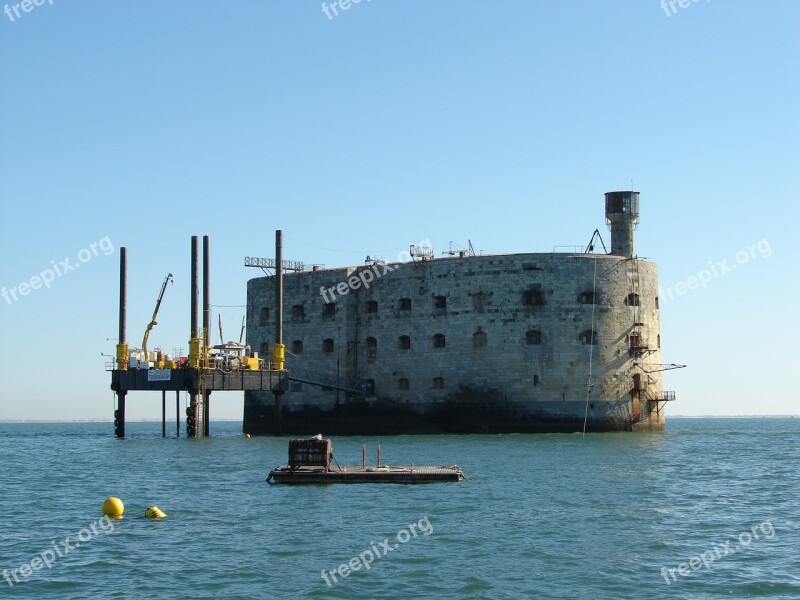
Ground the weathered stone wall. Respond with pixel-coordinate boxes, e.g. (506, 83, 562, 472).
(246, 252, 664, 428)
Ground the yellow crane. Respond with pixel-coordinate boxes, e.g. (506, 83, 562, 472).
(142, 273, 173, 362)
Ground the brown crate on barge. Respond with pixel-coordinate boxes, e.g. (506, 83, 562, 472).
(288, 438, 332, 471)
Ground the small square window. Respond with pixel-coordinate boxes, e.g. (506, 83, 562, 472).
(523, 290, 545, 306)
(526, 330, 543, 345)
(579, 291, 596, 305)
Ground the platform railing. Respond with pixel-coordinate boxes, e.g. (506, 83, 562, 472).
(107, 357, 282, 372)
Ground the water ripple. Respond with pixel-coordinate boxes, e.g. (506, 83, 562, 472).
(0, 418, 796, 598)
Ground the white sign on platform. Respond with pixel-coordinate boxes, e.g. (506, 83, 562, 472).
(147, 369, 171, 382)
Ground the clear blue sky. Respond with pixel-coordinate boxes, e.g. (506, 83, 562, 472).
(1, 0, 797, 421)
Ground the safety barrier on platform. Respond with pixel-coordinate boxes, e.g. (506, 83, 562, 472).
(106, 358, 282, 372)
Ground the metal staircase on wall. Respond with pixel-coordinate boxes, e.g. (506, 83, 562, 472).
(627, 258, 657, 357)
(630, 370, 677, 420)
(625, 259, 681, 419)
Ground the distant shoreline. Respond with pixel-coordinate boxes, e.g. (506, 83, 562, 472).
(0, 416, 796, 424)
(0, 419, 244, 423)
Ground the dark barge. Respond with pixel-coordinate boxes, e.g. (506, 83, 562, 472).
(266, 438, 465, 484)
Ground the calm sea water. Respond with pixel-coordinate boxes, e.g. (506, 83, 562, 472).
(0, 418, 797, 599)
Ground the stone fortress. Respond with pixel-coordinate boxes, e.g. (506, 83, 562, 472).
(244, 191, 675, 434)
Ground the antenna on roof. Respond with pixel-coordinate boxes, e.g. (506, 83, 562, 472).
(442, 242, 459, 257)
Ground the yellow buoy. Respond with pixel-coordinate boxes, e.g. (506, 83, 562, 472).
(102, 497, 124, 518)
(245, 433, 251, 439)
(145, 506, 167, 518)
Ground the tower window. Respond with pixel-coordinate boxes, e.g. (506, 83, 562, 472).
(625, 293, 640, 307)
(259, 307, 269, 325)
(580, 330, 598, 345)
(365, 300, 378, 314)
(291, 340, 303, 355)
(291, 304, 305, 318)
(579, 291, 596, 305)
(259, 342, 270, 357)
(523, 290, 545, 306)
(433, 333, 446, 348)
(398, 335, 411, 350)
(473, 329, 487, 348)
(472, 292, 486, 312)
(432, 377, 444, 389)
(365, 337, 377, 363)
(629, 333, 642, 349)
(399, 298, 411, 311)
(323, 338, 334, 353)
(398, 378, 410, 390)
(322, 303, 335, 319)
(434, 295, 447, 310)
(526, 330, 543, 345)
